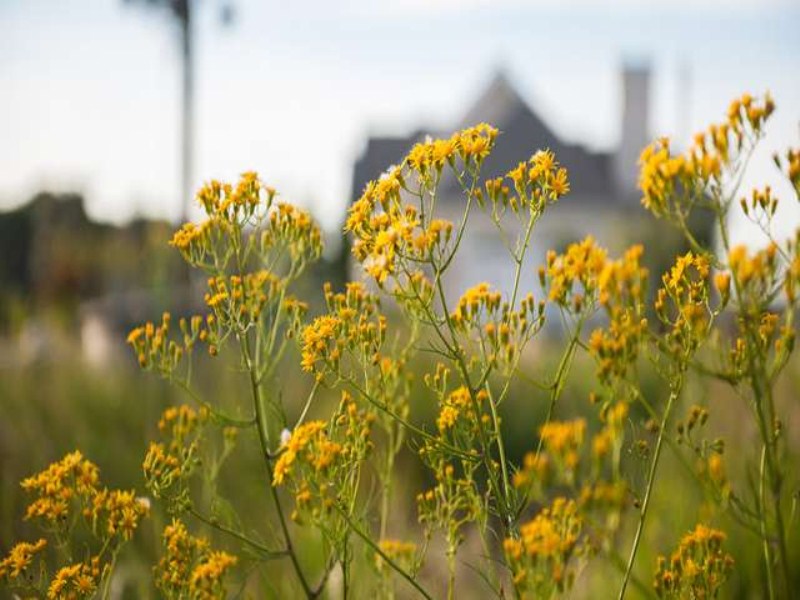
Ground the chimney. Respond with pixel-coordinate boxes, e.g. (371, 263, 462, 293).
(615, 62, 651, 194)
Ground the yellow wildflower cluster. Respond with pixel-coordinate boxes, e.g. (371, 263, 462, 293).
(451, 282, 502, 323)
(407, 123, 498, 175)
(0, 538, 47, 583)
(155, 518, 237, 600)
(169, 219, 218, 258)
(542, 236, 608, 311)
(655, 252, 712, 354)
(653, 524, 733, 598)
(504, 497, 584, 597)
(197, 172, 266, 219)
(512, 452, 551, 491)
(374, 539, 417, 575)
(451, 283, 543, 370)
(539, 419, 586, 477)
(514, 419, 592, 498)
(262, 201, 323, 266)
(189, 552, 239, 600)
(591, 402, 629, 462)
(504, 149, 570, 208)
(170, 173, 267, 262)
(127, 311, 217, 372)
(345, 125, 498, 287)
(159, 404, 206, 440)
(720, 240, 799, 382)
(300, 316, 341, 374)
(741, 185, 779, 220)
(89, 488, 149, 541)
(143, 442, 182, 498)
(22, 451, 147, 540)
(639, 93, 774, 217)
(675, 405, 728, 491)
(728, 243, 779, 304)
(589, 244, 649, 384)
(275, 398, 374, 535)
(348, 195, 440, 286)
(418, 368, 484, 541)
(272, 420, 338, 486)
(204, 270, 285, 329)
(170, 173, 321, 281)
(22, 451, 98, 524)
(416, 460, 482, 558)
(435, 386, 487, 435)
(346, 165, 403, 241)
(4, 453, 147, 599)
(515, 405, 627, 527)
(48, 559, 101, 599)
(597, 244, 648, 309)
(143, 405, 206, 508)
(577, 480, 627, 515)
(300, 282, 386, 379)
(774, 147, 800, 196)
(347, 172, 435, 286)
(127, 312, 180, 370)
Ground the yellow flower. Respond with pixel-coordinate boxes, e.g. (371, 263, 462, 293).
(189, 551, 238, 599)
(539, 419, 586, 455)
(272, 420, 329, 485)
(375, 539, 417, 573)
(300, 315, 340, 374)
(48, 562, 97, 599)
(0, 538, 47, 580)
(654, 524, 733, 598)
(435, 386, 479, 432)
(545, 236, 608, 307)
(548, 167, 570, 199)
(504, 498, 583, 596)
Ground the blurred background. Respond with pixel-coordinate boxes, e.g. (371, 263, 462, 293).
(1, 0, 799, 597)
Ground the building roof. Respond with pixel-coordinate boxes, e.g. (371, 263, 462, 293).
(351, 72, 624, 206)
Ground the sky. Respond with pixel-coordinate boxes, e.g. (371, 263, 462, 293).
(1, 0, 799, 245)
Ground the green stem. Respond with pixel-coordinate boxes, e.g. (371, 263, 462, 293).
(332, 502, 434, 600)
(345, 376, 478, 461)
(379, 426, 396, 540)
(101, 548, 119, 600)
(432, 272, 509, 526)
(509, 209, 537, 311)
(534, 320, 583, 461)
(607, 546, 659, 599)
(618, 378, 682, 600)
(188, 506, 287, 559)
(759, 445, 776, 600)
(447, 539, 457, 600)
(241, 337, 313, 598)
(485, 384, 513, 530)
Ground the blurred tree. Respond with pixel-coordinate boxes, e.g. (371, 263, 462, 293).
(123, 0, 235, 223)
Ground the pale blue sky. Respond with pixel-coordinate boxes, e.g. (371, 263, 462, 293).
(1, 0, 799, 244)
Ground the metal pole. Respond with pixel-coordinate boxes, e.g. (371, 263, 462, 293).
(179, 0, 193, 223)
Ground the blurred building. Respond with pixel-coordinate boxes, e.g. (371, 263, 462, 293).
(349, 65, 708, 299)
(0, 192, 187, 365)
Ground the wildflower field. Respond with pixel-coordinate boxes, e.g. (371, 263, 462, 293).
(2, 92, 800, 599)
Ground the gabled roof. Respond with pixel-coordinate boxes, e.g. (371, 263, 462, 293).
(351, 72, 620, 205)
(460, 72, 559, 144)
(449, 72, 615, 200)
